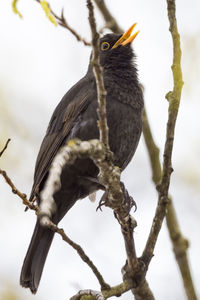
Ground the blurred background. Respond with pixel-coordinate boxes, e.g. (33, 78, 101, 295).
(0, 0, 200, 299)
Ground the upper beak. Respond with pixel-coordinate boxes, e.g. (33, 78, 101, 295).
(112, 23, 139, 49)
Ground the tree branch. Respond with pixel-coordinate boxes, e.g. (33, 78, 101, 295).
(0, 168, 39, 212)
(141, 0, 184, 268)
(149, 7, 197, 300)
(93, 0, 123, 34)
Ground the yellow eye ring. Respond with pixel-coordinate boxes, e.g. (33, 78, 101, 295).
(101, 41, 110, 51)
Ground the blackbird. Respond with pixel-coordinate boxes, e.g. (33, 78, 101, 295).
(20, 24, 144, 293)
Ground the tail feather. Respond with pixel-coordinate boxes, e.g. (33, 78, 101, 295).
(20, 190, 87, 293)
(20, 219, 55, 294)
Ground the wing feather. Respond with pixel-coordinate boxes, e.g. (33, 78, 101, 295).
(29, 80, 94, 201)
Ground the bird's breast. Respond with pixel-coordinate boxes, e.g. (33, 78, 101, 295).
(106, 98, 142, 170)
(67, 86, 143, 171)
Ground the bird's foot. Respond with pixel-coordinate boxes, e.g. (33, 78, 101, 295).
(96, 182, 137, 213)
(120, 182, 137, 213)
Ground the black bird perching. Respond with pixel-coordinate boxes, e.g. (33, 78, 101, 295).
(20, 5, 143, 293)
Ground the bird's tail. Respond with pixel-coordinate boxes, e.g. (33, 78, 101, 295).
(20, 219, 55, 294)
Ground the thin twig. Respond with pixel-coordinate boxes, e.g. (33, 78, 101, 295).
(51, 9, 91, 46)
(93, 0, 123, 34)
(0, 168, 39, 212)
(45, 219, 110, 291)
(35, 0, 90, 46)
(0, 139, 11, 157)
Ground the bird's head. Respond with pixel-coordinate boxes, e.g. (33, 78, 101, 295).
(99, 23, 139, 69)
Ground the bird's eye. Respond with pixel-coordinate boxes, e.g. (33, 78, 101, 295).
(101, 42, 110, 51)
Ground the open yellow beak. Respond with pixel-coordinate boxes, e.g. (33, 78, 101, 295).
(112, 23, 139, 49)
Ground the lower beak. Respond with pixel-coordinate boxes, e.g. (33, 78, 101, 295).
(112, 23, 139, 49)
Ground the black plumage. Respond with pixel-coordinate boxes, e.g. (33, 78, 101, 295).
(20, 30, 144, 293)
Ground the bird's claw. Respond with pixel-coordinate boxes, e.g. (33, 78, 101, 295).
(96, 192, 108, 211)
(120, 182, 137, 213)
(96, 182, 137, 213)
